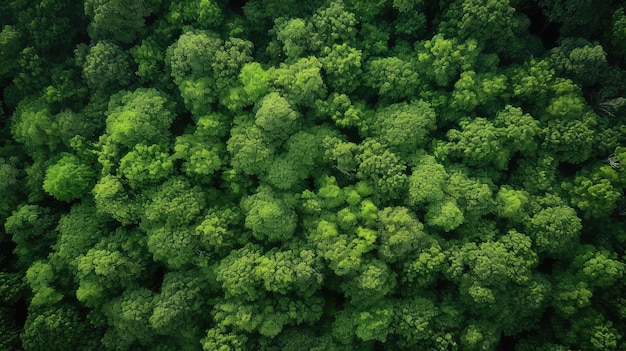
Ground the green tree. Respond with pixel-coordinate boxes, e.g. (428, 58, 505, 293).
(5, 205, 59, 267)
(142, 177, 207, 227)
(376, 206, 428, 263)
(92, 175, 142, 224)
(356, 139, 408, 202)
(271, 57, 327, 107)
(21, 304, 100, 351)
(369, 100, 436, 156)
(75, 229, 148, 307)
(363, 56, 421, 101)
(43, 153, 95, 202)
(118, 144, 173, 189)
(320, 44, 362, 94)
(84, 0, 160, 44)
(527, 205, 582, 257)
(101, 287, 156, 350)
(11, 97, 59, 151)
(242, 186, 297, 243)
(81, 41, 132, 92)
(103, 88, 175, 149)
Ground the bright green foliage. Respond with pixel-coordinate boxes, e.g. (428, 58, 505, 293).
(340, 258, 396, 306)
(556, 310, 622, 351)
(392, 295, 448, 348)
(82, 41, 132, 92)
(314, 93, 365, 130)
(369, 100, 436, 155)
(166, 30, 222, 109)
(130, 36, 167, 83)
(376, 206, 427, 263)
(216, 243, 264, 301)
(445, 170, 495, 220)
(542, 113, 596, 164)
(147, 226, 199, 269)
(309, 1, 358, 50)
(25, 261, 63, 306)
(364, 56, 420, 101)
(442, 0, 528, 58)
(425, 199, 465, 231)
(173, 114, 228, 181)
(320, 44, 362, 94)
(323, 137, 360, 178)
(451, 71, 509, 112)
(508, 58, 556, 109)
(104, 88, 175, 148)
(402, 241, 447, 288)
(43, 153, 95, 202)
(494, 105, 541, 155)
(528, 206, 582, 256)
(416, 35, 480, 87)
(119, 144, 173, 189)
(84, 0, 160, 44)
(212, 38, 254, 100)
(551, 274, 593, 317)
(195, 205, 246, 255)
(52, 201, 109, 266)
(143, 177, 206, 226)
(309, 218, 377, 276)
(460, 321, 501, 351)
(5, 0, 626, 349)
(227, 124, 276, 175)
(75, 229, 148, 307)
(11, 97, 59, 151)
(254, 92, 301, 142)
(440, 117, 510, 170)
(448, 231, 547, 334)
(408, 155, 449, 206)
(211, 295, 324, 338)
(267, 127, 336, 190)
(167, 0, 222, 29)
(255, 247, 324, 296)
(239, 62, 271, 102)
(271, 57, 327, 107)
(356, 139, 408, 202)
(333, 300, 394, 343)
(572, 247, 626, 289)
(242, 187, 297, 243)
(201, 325, 248, 351)
(495, 186, 530, 221)
(565, 169, 622, 219)
(275, 18, 310, 60)
(101, 287, 155, 350)
(92, 175, 141, 224)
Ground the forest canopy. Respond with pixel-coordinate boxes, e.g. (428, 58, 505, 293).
(2, 0, 626, 350)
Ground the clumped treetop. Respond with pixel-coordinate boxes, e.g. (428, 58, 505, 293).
(2, 0, 626, 350)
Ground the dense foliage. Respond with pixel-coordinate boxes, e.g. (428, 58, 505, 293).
(2, 0, 626, 350)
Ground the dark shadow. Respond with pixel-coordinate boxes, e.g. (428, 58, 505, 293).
(522, 3, 561, 49)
